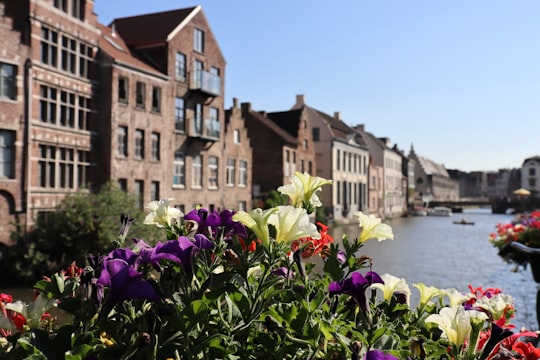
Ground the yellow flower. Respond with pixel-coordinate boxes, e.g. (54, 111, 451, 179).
(99, 331, 116, 348)
(232, 208, 278, 246)
(277, 171, 332, 209)
(268, 205, 320, 244)
(413, 283, 444, 308)
(425, 306, 488, 348)
(443, 288, 470, 307)
(144, 198, 183, 228)
(371, 273, 411, 304)
(354, 211, 394, 243)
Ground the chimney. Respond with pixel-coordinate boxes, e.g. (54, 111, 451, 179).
(295, 94, 305, 106)
(334, 112, 340, 120)
(355, 124, 365, 132)
(232, 97, 238, 109)
(111, 22, 116, 37)
(240, 102, 251, 113)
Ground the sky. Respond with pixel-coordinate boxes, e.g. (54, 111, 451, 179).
(94, 1, 540, 172)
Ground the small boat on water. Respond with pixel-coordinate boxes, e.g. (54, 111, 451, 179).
(427, 206, 452, 217)
(453, 219, 475, 225)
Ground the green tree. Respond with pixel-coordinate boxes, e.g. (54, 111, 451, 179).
(7, 182, 164, 285)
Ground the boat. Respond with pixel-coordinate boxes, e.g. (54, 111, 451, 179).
(453, 219, 475, 225)
(410, 207, 428, 216)
(427, 206, 452, 217)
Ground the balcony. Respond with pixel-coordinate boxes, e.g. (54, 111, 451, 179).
(189, 70, 221, 97)
(187, 117, 220, 141)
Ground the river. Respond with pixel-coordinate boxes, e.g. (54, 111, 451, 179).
(329, 208, 538, 331)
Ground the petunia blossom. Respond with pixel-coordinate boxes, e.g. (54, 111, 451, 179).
(268, 205, 320, 244)
(144, 198, 183, 228)
(277, 171, 332, 210)
(364, 349, 399, 360)
(97, 258, 161, 306)
(354, 212, 394, 243)
(371, 273, 411, 305)
(233, 208, 279, 246)
(329, 271, 384, 312)
(425, 305, 488, 348)
(413, 282, 444, 308)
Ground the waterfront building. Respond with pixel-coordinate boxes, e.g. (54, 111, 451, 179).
(521, 156, 540, 196)
(0, 3, 253, 247)
(240, 101, 315, 206)
(353, 125, 405, 219)
(0, 0, 100, 251)
(408, 146, 459, 203)
(290, 95, 369, 222)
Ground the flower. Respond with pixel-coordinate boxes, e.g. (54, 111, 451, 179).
(413, 282, 444, 308)
(268, 205, 320, 244)
(232, 207, 278, 246)
(329, 271, 384, 312)
(97, 258, 161, 306)
(277, 171, 332, 212)
(364, 350, 399, 360)
(355, 211, 394, 243)
(371, 273, 411, 305)
(425, 305, 488, 348)
(291, 222, 334, 258)
(144, 198, 182, 228)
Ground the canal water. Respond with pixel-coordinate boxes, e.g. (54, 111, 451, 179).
(329, 208, 539, 331)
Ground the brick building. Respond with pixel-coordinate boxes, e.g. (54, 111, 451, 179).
(0, 2, 253, 248)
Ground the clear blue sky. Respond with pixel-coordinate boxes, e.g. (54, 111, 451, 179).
(94, 1, 540, 172)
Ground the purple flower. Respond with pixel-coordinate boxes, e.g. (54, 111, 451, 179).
(219, 209, 248, 239)
(337, 250, 346, 264)
(184, 208, 247, 240)
(271, 267, 294, 278)
(97, 258, 160, 306)
(365, 350, 399, 360)
(329, 271, 384, 312)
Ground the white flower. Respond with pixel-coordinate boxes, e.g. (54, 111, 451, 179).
(277, 171, 332, 209)
(233, 208, 279, 246)
(425, 305, 488, 348)
(443, 288, 470, 307)
(144, 198, 183, 228)
(354, 212, 394, 243)
(413, 283, 445, 308)
(371, 273, 411, 305)
(474, 293, 514, 321)
(268, 205, 320, 243)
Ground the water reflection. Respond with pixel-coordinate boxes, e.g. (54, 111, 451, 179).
(330, 208, 538, 331)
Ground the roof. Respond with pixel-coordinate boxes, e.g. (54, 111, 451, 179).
(111, 6, 199, 46)
(416, 155, 449, 177)
(267, 109, 303, 138)
(97, 23, 167, 79)
(243, 107, 298, 146)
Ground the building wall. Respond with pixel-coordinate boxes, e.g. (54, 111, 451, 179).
(383, 149, 404, 218)
(522, 157, 540, 196)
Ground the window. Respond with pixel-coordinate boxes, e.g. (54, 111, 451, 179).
(239, 160, 247, 187)
(54, 0, 85, 20)
(151, 86, 161, 112)
(193, 60, 203, 88)
(210, 66, 220, 94)
(173, 151, 185, 187)
(118, 77, 128, 103)
(117, 178, 127, 192)
(192, 155, 202, 188)
(37, 145, 89, 189)
(208, 156, 218, 189)
(134, 180, 144, 208)
(61, 35, 76, 73)
(0, 130, 15, 179)
(308, 161, 313, 175)
(336, 150, 340, 170)
(194, 28, 204, 53)
(284, 150, 290, 176)
(78, 43, 92, 77)
(238, 201, 247, 212)
(38, 145, 56, 188)
(194, 102, 203, 135)
(54, 0, 68, 12)
(303, 139, 308, 150)
(41, 27, 58, 67)
(300, 160, 305, 173)
(135, 82, 145, 109)
(175, 52, 186, 81)
(312, 127, 320, 141)
(150, 181, 160, 201)
(208, 107, 219, 138)
(530, 168, 536, 176)
(291, 152, 296, 174)
(39, 85, 90, 130)
(134, 129, 144, 159)
(39, 86, 57, 124)
(175, 97, 185, 131)
(60, 90, 75, 127)
(0, 63, 16, 100)
(233, 129, 240, 144)
(529, 178, 537, 187)
(59, 148, 74, 188)
(226, 158, 235, 186)
(117, 126, 127, 157)
(151, 132, 160, 161)
(77, 150, 89, 187)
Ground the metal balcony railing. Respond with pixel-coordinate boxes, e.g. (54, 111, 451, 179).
(188, 117, 220, 141)
(190, 70, 221, 97)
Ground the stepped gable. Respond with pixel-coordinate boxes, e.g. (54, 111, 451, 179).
(266, 109, 303, 138)
(97, 23, 165, 76)
(111, 7, 198, 46)
(416, 155, 449, 177)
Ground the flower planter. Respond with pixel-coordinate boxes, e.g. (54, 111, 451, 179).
(507, 242, 540, 283)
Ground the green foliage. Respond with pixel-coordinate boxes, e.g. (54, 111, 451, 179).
(8, 182, 163, 285)
(263, 190, 288, 209)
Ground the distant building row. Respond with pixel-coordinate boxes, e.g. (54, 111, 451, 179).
(0, 2, 537, 247)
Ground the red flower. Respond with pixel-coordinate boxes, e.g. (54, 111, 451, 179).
(291, 222, 334, 258)
(512, 341, 540, 360)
